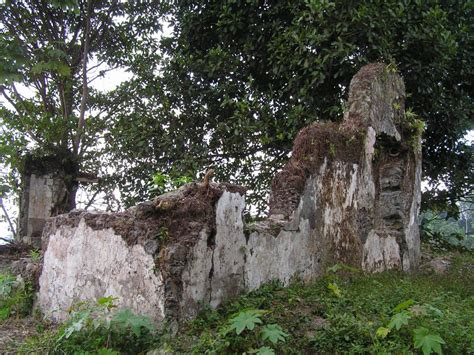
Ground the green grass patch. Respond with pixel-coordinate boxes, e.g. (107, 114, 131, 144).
(159, 252, 474, 354)
(0, 272, 34, 321)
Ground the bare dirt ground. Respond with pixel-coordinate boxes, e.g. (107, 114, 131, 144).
(0, 316, 43, 354)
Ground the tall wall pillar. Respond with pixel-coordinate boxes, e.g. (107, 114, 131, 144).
(18, 154, 78, 247)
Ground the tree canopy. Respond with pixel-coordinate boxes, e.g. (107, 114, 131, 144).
(0, 0, 164, 210)
(105, 0, 472, 214)
(1, 0, 472, 219)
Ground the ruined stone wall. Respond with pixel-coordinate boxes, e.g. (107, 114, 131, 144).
(267, 63, 421, 273)
(19, 154, 78, 247)
(38, 63, 422, 326)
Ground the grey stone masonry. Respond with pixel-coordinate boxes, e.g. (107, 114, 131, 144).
(19, 155, 78, 248)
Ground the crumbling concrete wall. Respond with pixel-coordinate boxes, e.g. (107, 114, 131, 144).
(38, 63, 422, 326)
(39, 183, 247, 323)
(19, 154, 78, 247)
(267, 63, 421, 273)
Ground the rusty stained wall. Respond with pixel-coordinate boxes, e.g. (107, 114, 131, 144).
(38, 63, 422, 326)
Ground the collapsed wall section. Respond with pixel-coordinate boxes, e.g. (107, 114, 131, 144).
(38, 63, 422, 327)
(266, 63, 421, 275)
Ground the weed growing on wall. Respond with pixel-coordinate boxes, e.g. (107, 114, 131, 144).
(28, 249, 41, 262)
(403, 107, 425, 152)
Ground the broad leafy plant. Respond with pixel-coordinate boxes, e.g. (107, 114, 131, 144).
(227, 309, 289, 354)
(187, 308, 289, 354)
(376, 299, 446, 354)
(52, 296, 156, 353)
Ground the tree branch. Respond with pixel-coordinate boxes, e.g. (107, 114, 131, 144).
(74, 0, 92, 155)
(0, 85, 45, 146)
(84, 187, 101, 210)
(0, 197, 16, 237)
(0, 237, 14, 244)
(87, 67, 119, 85)
(86, 59, 109, 73)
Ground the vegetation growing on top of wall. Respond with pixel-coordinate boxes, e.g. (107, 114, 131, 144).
(269, 121, 366, 217)
(149, 171, 193, 197)
(402, 108, 425, 153)
(18, 153, 78, 177)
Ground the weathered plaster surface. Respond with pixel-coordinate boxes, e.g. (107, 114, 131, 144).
(179, 229, 213, 320)
(245, 218, 317, 290)
(21, 174, 69, 247)
(38, 219, 164, 323)
(210, 191, 246, 306)
(403, 146, 422, 271)
(362, 231, 401, 272)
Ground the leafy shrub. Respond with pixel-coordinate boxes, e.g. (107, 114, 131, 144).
(0, 273, 34, 321)
(161, 253, 474, 354)
(421, 211, 474, 252)
(19, 296, 157, 354)
(150, 171, 192, 196)
(422, 228, 474, 252)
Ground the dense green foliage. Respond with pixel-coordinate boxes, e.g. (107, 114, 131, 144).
(421, 206, 474, 251)
(14, 297, 158, 354)
(0, 0, 164, 211)
(105, 0, 473, 213)
(0, 272, 34, 321)
(1, 1, 472, 218)
(157, 254, 474, 354)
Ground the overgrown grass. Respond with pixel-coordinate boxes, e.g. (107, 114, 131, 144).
(158, 252, 474, 354)
(15, 297, 160, 354)
(0, 272, 34, 321)
(10, 251, 474, 354)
